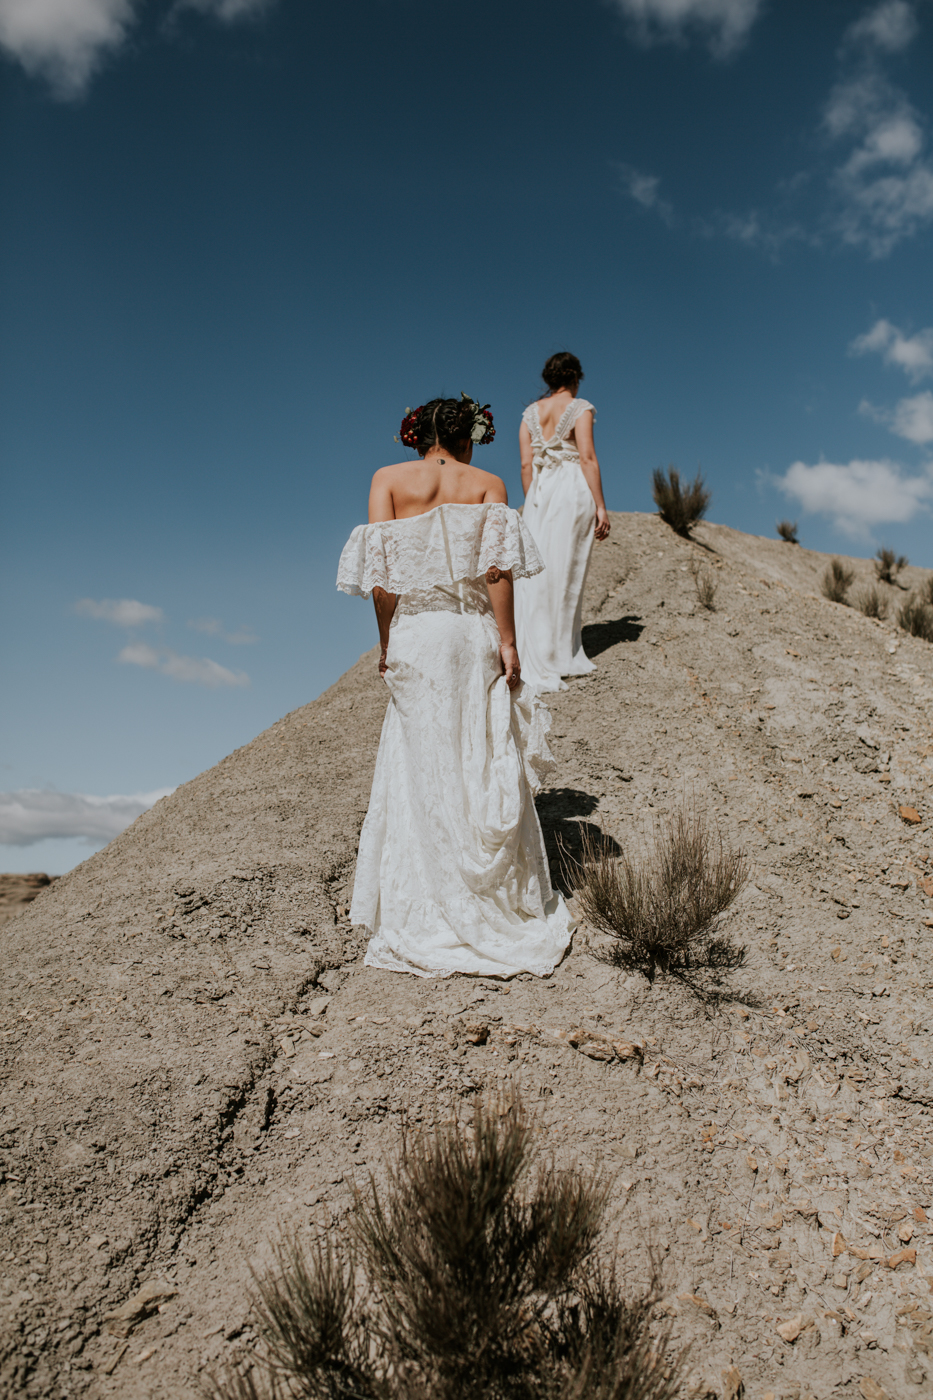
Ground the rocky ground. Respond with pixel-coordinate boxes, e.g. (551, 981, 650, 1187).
(1, 512, 932, 1400)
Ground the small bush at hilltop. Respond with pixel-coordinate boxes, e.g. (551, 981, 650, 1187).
(209, 1098, 682, 1400)
(776, 519, 799, 544)
(567, 802, 747, 993)
(821, 559, 855, 605)
(651, 466, 710, 537)
(875, 547, 908, 584)
(855, 585, 889, 620)
(897, 594, 933, 642)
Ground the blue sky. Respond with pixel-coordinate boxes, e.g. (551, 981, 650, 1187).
(2, 0, 932, 873)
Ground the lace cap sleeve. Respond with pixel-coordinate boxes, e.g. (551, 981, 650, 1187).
(571, 398, 596, 425)
(336, 502, 544, 598)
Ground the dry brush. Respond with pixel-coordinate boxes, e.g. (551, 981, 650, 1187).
(207, 1099, 683, 1400)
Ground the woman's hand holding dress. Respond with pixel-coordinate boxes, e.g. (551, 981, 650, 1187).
(500, 642, 521, 689)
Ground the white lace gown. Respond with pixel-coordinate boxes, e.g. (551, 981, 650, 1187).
(337, 502, 574, 979)
(514, 398, 598, 693)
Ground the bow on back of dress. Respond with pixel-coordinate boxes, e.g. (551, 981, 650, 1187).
(529, 400, 581, 476)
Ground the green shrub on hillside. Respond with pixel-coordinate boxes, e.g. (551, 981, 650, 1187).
(689, 556, 717, 611)
(651, 466, 710, 537)
(820, 559, 854, 605)
(875, 547, 908, 585)
(897, 594, 933, 642)
(855, 585, 889, 620)
(568, 802, 747, 992)
(208, 1099, 682, 1400)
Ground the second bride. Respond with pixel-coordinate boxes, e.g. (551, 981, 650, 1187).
(514, 351, 610, 693)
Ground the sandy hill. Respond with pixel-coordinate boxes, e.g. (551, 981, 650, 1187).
(2, 512, 932, 1400)
(0, 876, 57, 929)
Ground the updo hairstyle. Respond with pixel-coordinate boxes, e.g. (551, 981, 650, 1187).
(542, 351, 584, 392)
(400, 397, 478, 456)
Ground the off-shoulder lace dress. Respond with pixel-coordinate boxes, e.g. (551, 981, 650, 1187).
(337, 502, 574, 978)
(514, 399, 598, 692)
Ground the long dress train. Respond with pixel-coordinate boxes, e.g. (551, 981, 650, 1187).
(514, 397, 598, 693)
(337, 501, 574, 979)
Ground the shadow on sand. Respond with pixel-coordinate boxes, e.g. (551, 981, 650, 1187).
(534, 788, 620, 896)
(581, 615, 643, 657)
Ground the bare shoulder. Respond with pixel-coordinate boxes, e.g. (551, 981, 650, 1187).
(372, 460, 411, 482)
(478, 469, 508, 504)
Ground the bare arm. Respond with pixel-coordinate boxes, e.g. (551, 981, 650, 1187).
(483, 474, 508, 504)
(485, 569, 521, 689)
(573, 411, 610, 541)
(372, 586, 397, 679)
(481, 476, 520, 687)
(368, 469, 395, 524)
(368, 470, 397, 677)
(519, 421, 534, 497)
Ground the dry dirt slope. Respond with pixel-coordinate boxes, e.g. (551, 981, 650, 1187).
(2, 512, 933, 1400)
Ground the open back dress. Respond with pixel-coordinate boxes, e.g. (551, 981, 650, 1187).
(514, 398, 598, 692)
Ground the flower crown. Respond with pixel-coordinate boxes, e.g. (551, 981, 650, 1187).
(396, 394, 495, 450)
(462, 393, 496, 445)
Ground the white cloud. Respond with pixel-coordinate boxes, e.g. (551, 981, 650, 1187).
(824, 71, 933, 257)
(705, 4, 931, 258)
(850, 318, 933, 381)
(187, 616, 259, 644)
(176, 0, 272, 16)
(75, 596, 164, 627)
(0, 0, 135, 98)
(0, 0, 276, 97)
(777, 456, 933, 536)
(863, 390, 933, 444)
(610, 0, 763, 56)
(889, 391, 933, 445)
(617, 164, 673, 222)
(714, 209, 811, 257)
(0, 786, 174, 846)
(118, 642, 249, 687)
(845, 0, 918, 54)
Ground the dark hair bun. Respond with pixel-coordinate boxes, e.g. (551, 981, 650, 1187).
(542, 352, 584, 392)
(398, 397, 488, 456)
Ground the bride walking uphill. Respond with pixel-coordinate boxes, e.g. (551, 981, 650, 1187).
(337, 394, 574, 979)
(515, 352, 610, 692)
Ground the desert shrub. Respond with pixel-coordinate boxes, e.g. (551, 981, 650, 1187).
(207, 1099, 682, 1400)
(854, 585, 889, 620)
(776, 519, 798, 544)
(820, 559, 854, 604)
(919, 574, 933, 607)
(897, 594, 933, 642)
(567, 803, 747, 990)
(874, 546, 908, 584)
(688, 557, 717, 611)
(651, 467, 710, 537)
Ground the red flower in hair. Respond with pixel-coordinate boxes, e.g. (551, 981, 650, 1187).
(398, 405, 423, 449)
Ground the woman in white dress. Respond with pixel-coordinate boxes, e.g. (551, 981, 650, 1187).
(337, 395, 574, 979)
(514, 352, 610, 693)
